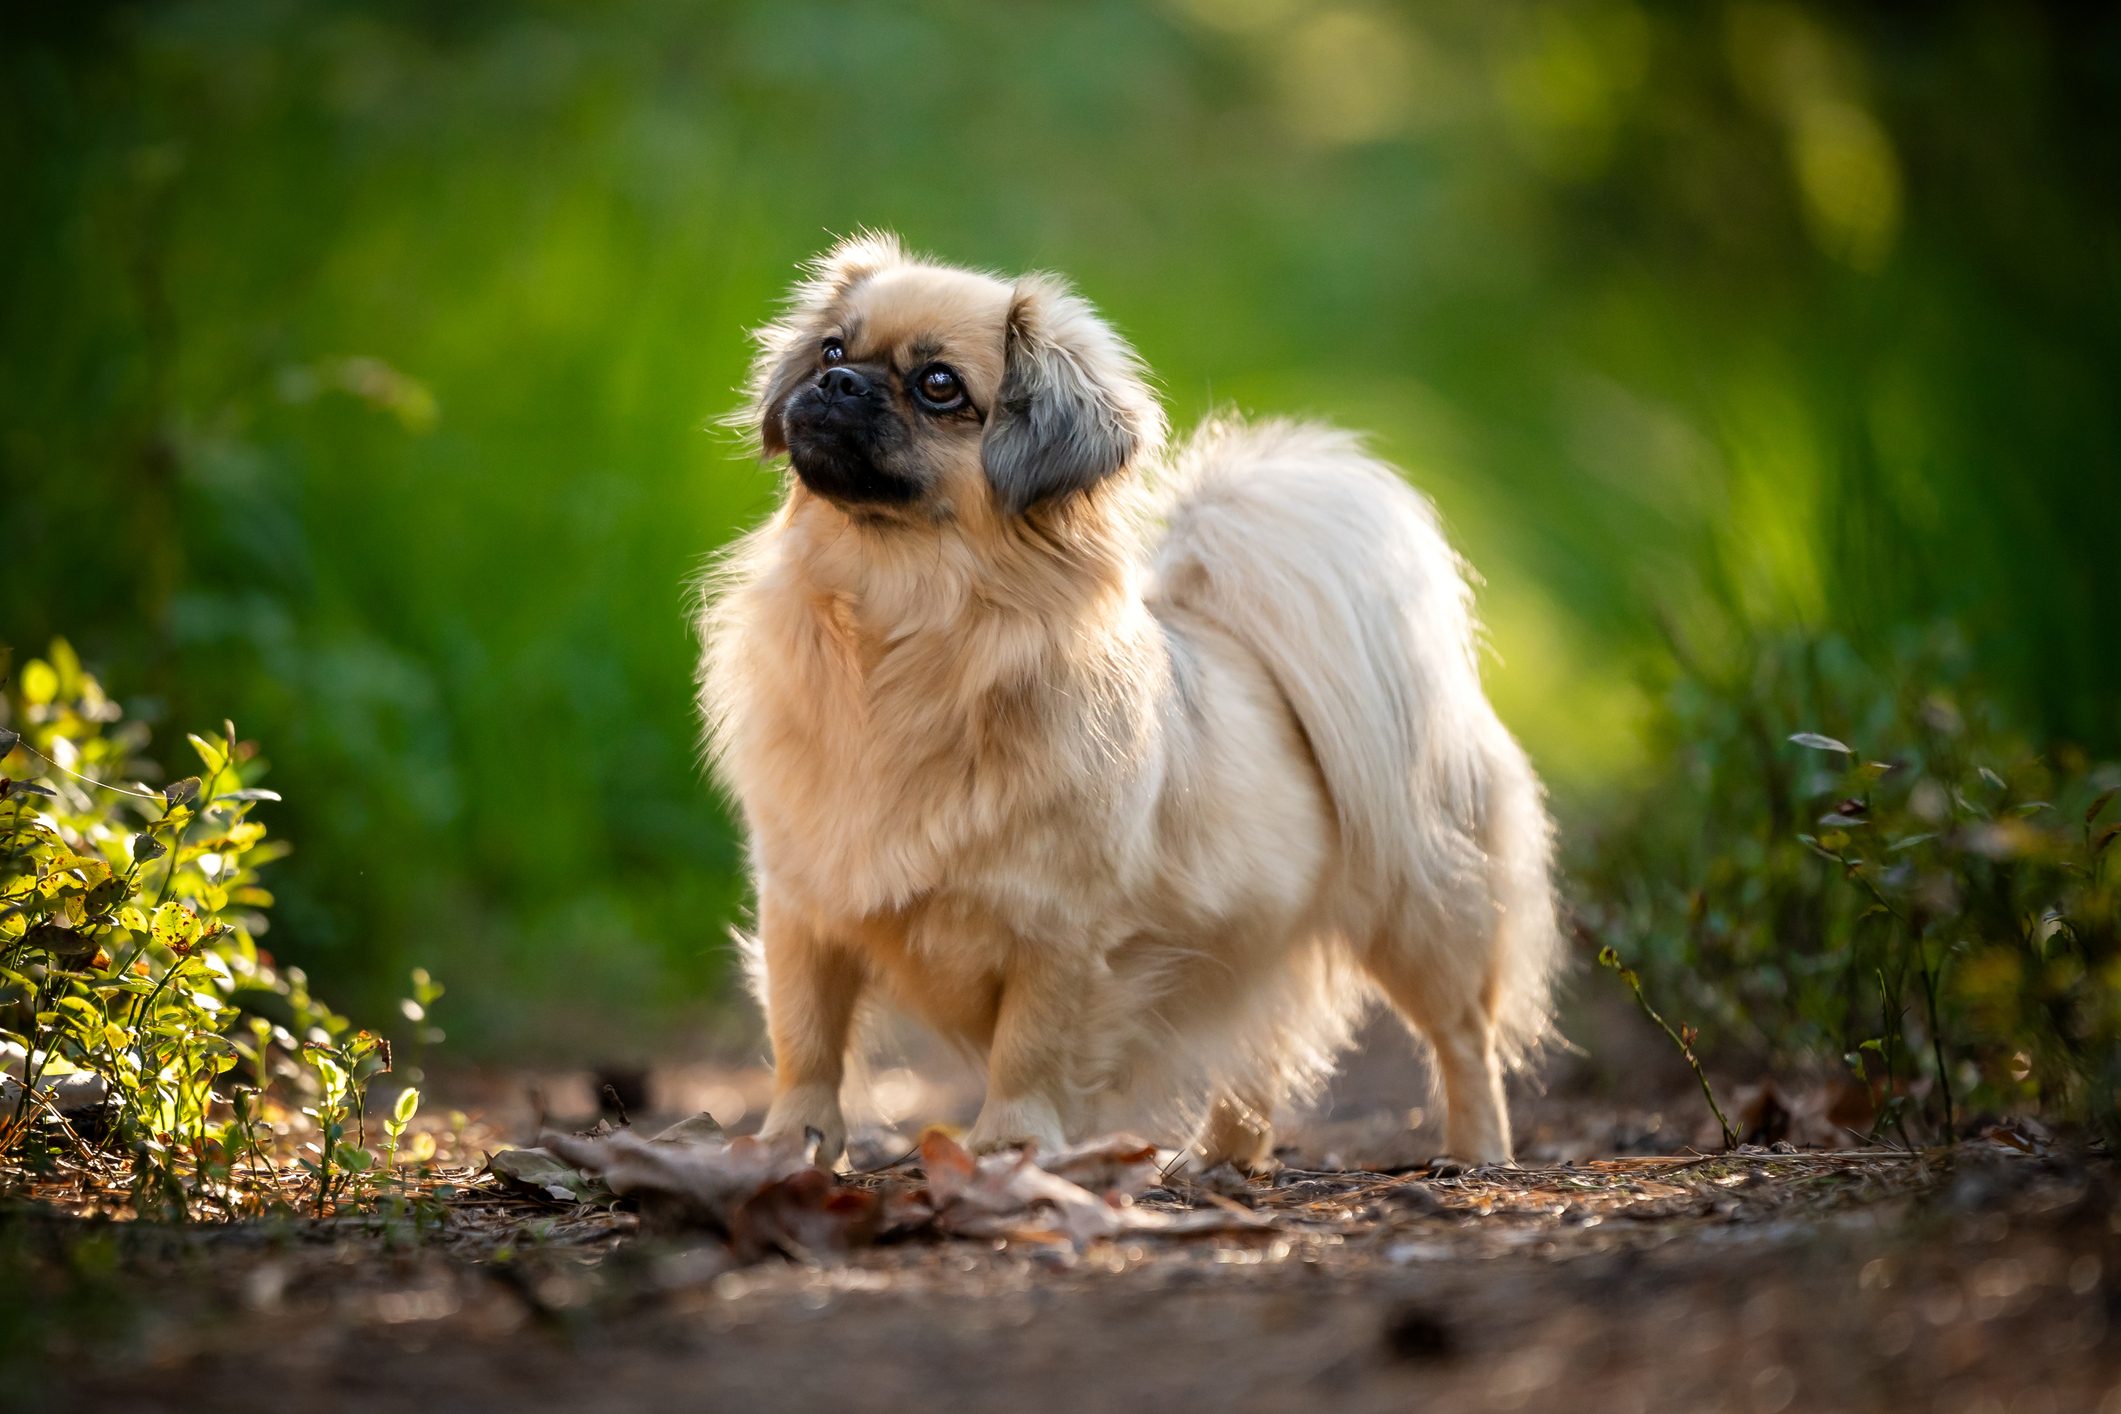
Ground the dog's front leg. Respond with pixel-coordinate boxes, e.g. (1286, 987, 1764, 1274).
(753, 897, 863, 1168)
(965, 941, 1089, 1155)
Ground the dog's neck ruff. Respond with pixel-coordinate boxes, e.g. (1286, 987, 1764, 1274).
(703, 484, 1160, 918)
(779, 486, 1141, 663)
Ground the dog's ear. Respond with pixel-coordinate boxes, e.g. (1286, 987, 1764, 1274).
(736, 231, 905, 457)
(982, 274, 1165, 515)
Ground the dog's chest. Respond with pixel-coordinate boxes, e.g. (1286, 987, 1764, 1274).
(746, 723, 971, 910)
(733, 633, 1093, 920)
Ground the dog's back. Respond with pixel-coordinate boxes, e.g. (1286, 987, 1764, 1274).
(1145, 418, 1561, 1124)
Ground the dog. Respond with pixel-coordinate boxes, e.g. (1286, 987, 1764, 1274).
(698, 233, 1559, 1169)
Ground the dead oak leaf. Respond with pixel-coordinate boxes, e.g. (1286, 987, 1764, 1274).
(542, 1118, 835, 1240)
(914, 1129, 1268, 1247)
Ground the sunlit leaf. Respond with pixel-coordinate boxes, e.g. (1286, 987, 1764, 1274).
(2087, 788, 2119, 827)
(150, 901, 201, 950)
(19, 660, 58, 706)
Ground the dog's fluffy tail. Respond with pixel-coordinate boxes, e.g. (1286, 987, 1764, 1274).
(1145, 418, 1560, 1068)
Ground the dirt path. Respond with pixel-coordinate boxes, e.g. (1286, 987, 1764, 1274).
(10, 1130, 2115, 1414)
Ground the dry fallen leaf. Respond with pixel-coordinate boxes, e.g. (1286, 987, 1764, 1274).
(651, 1112, 726, 1146)
(911, 1130, 1268, 1247)
(484, 1111, 724, 1205)
(730, 1167, 882, 1261)
(1039, 1134, 1162, 1197)
(484, 1146, 614, 1205)
(505, 1117, 1263, 1259)
(542, 1121, 821, 1231)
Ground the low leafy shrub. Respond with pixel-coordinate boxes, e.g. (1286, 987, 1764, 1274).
(1582, 628, 2119, 1142)
(0, 640, 431, 1214)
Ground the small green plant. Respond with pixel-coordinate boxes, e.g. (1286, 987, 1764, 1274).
(295, 1028, 388, 1217)
(0, 640, 435, 1215)
(383, 1081, 421, 1168)
(1583, 628, 2120, 1144)
(1597, 946, 1739, 1148)
(1783, 726, 2118, 1136)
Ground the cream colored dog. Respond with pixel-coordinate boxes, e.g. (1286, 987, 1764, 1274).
(699, 234, 1559, 1169)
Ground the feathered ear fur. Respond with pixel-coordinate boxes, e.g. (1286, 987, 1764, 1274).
(981, 274, 1166, 515)
(737, 231, 906, 457)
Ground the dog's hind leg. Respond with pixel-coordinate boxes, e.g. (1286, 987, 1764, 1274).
(1363, 914, 1512, 1166)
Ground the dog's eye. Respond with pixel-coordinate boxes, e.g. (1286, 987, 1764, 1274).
(820, 338, 846, 367)
(915, 364, 964, 409)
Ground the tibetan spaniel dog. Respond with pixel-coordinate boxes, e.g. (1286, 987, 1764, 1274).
(699, 234, 1559, 1170)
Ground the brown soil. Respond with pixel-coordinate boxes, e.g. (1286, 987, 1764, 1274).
(5, 1063, 2116, 1414)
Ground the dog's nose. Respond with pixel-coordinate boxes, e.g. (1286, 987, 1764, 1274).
(819, 366, 872, 401)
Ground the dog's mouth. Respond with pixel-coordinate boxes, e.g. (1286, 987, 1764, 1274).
(786, 434, 924, 508)
(782, 394, 923, 508)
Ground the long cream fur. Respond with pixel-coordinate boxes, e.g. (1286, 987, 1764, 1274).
(699, 235, 1559, 1168)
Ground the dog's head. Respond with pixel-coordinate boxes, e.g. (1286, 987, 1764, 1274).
(739, 233, 1165, 522)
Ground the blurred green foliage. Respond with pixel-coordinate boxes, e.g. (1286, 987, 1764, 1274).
(3, 2, 2115, 1055)
(1583, 629, 2120, 1137)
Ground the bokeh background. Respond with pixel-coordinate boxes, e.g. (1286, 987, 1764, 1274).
(5, 1, 2115, 1060)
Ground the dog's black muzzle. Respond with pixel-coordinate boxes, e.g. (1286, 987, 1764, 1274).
(781, 368, 922, 507)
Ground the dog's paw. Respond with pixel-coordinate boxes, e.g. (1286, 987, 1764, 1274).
(1181, 1098, 1276, 1176)
(1167, 1145, 1280, 1182)
(758, 1086, 846, 1171)
(1423, 1153, 1516, 1179)
(965, 1096, 1066, 1156)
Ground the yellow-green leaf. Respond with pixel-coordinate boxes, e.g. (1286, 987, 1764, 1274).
(151, 902, 201, 949)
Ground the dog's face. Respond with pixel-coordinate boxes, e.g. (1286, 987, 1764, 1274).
(741, 234, 1165, 523)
